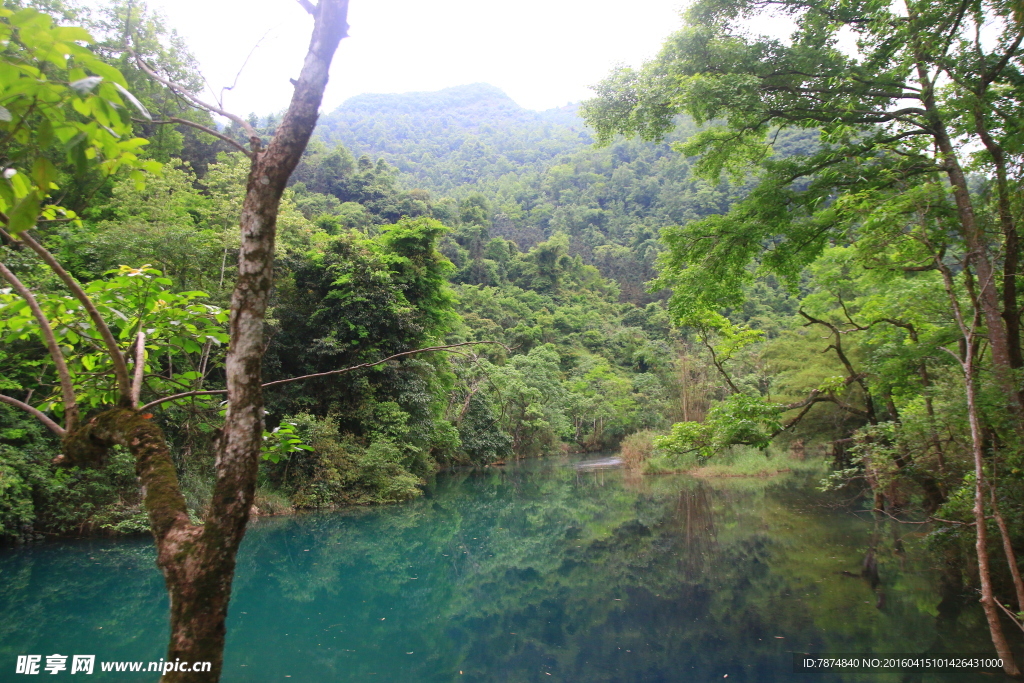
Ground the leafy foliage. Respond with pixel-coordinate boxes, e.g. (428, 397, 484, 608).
(0, 7, 158, 235)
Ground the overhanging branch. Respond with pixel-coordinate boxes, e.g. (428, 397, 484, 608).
(134, 117, 252, 158)
(131, 49, 260, 148)
(2, 228, 133, 406)
(0, 260, 79, 430)
(140, 341, 505, 412)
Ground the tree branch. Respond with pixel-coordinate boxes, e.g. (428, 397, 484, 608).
(696, 328, 740, 394)
(134, 117, 252, 158)
(0, 393, 65, 436)
(131, 331, 146, 407)
(130, 50, 260, 147)
(867, 317, 919, 342)
(140, 341, 503, 412)
(3, 229, 133, 406)
(982, 28, 1024, 87)
(0, 261, 79, 430)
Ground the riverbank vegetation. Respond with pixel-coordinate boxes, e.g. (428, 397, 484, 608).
(584, 0, 1024, 671)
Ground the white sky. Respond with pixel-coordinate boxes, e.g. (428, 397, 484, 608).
(134, 0, 691, 116)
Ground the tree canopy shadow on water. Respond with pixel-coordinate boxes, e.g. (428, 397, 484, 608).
(0, 468, 1010, 682)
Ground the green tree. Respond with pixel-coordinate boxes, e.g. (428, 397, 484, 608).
(0, 3, 353, 680)
(583, 0, 1024, 425)
(583, 0, 1024, 671)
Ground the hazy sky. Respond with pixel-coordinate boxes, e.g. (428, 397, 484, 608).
(135, 0, 689, 116)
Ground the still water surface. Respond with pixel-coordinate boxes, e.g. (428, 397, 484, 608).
(0, 455, 1014, 681)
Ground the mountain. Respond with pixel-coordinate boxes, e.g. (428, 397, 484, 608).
(312, 84, 812, 305)
(315, 83, 592, 193)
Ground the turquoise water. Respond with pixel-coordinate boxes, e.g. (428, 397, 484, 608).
(0, 456, 1016, 681)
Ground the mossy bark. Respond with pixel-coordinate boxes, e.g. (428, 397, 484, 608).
(63, 409, 230, 679)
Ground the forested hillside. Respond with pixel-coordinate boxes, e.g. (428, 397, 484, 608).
(316, 83, 590, 192)
(313, 84, 802, 303)
(0, 5, 695, 540)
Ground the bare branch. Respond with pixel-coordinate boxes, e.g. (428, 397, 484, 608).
(139, 390, 225, 411)
(837, 294, 858, 329)
(867, 317, 919, 342)
(134, 117, 252, 158)
(131, 50, 260, 145)
(131, 331, 146, 407)
(140, 341, 504, 412)
(776, 398, 820, 435)
(0, 393, 65, 436)
(799, 308, 875, 414)
(0, 261, 79, 430)
(696, 328, 740, 394)
(996, 597, 1024, 634)
(214, 29, 273, 109)
(870, 505, 976, 526)
(296, 0, 317, 16)
(261, 341, 502, 389)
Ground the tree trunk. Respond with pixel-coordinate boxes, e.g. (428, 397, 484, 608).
(973, 104, 1024, 376)
(926, 108, 1024, 431)
(935, 253, 1021, 676)
(144, 3, 349, 680)
(61, 409, 205, 673)
(965, 364, 1021, 676)
(5, 3, 350, 679)
(989, 484, 1024, 615)
(908, 32, 1024, 431)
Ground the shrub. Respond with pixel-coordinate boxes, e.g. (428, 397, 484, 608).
(0, 435, 146, 540)
(263, 413, 425, 508)
(620, 430, 657, 469)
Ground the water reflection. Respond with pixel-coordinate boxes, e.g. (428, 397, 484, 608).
(0, 456, 1015, 682)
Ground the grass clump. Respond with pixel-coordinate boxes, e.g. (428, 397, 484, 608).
(253, 486, 294, 515)
(620, 430, 657, 469)
(643, 444, 825, 477)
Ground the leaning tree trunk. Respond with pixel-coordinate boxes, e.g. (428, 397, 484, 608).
(964, 360, 1022, 677)
(160, 3, 349, 680)
(935, 254, 1022, 677)
(56, 3, 353, 681)
(921, 93, 1024, 432)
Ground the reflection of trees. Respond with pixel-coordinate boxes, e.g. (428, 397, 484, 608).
(0, 468, 1009, 682)
(0, 540, 167, 665)
(667, 483, 717, 578)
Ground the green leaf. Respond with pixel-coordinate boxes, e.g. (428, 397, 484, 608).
(36, 116, 53, 148)
(7, 192, 40, 235)
(67, 134, 88, 176)
(31, 157, 57, 193)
